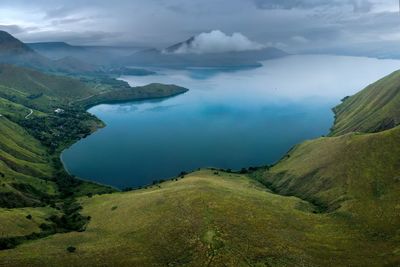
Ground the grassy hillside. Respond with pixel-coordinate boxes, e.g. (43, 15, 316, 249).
(1, 170, 398, 266)
(330, 70, 400, 136)
(82, 83, 188, 108)
(254, 126, 400, 237)
(0, 116, 58, 208)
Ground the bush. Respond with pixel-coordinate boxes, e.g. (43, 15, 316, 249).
(26, 214, 32, 220)
(239, 168, 248, 174)
(67, 246, 76, 253)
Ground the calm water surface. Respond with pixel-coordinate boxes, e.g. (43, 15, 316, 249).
(62, 55, 400, 188)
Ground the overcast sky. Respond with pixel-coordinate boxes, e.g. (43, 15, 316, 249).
(0, 0, 399, 54)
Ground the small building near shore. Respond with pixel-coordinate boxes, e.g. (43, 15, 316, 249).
(54, 108, 65, 114)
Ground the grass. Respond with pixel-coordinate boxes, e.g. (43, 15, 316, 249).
(330, 70, 400, 135)
(0, 64, 99, 104)
(0, 207, 59, 237)
(80, 83, 188, 108)
(0, 116, 58, 208)
(256, 126, 400, 238)
(0, 170, 398, 266)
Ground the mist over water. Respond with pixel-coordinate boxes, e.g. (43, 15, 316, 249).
(62, 55, 400, 189)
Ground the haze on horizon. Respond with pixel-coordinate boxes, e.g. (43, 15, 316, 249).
(0, 0, 399, 57)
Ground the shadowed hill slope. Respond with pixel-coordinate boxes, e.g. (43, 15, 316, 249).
(0, 31, 34, 54)
(0, 31, 59, 72)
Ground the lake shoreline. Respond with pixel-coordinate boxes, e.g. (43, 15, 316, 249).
(59, 88, 189, 191)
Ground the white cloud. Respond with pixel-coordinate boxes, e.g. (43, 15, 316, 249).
(172, 30, 265, 54)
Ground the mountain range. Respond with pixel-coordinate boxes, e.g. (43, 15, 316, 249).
(122, 36, 287, 68)
(27, 34, 288, 69)
(0, 31, 100, 74)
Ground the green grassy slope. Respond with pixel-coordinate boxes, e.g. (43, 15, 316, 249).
(330, 70, 400, 136)
(82, 83, 188, 107)
(0, 207, 60, 237)
(0, 64, 101, 110)
(0, 64, 188, 111)
(1, 170, 397, 267)
(255, 126, 400, 237)
(0, 116, 58, 208)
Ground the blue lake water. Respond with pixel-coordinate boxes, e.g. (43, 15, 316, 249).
(61, 55, 400, 189)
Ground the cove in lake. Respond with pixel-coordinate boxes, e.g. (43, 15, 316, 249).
(62, 55, 400, 189)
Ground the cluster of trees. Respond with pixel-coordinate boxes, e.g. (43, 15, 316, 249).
(19, 108, 98, 154)
(27, 93, 43, 100)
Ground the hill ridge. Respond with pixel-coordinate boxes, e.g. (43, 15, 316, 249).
(330, 70, 400, 136)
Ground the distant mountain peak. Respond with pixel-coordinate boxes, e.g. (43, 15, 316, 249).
(0, 30, 34, 54)
(163, 30, 266, 55)
(28, 41, 76, 49)
(164, 36, 195, 53)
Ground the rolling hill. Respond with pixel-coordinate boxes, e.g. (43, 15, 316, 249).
(0, 64, 399, 265)
(330, 69, 400, 135)
(1, 170, 396, 266)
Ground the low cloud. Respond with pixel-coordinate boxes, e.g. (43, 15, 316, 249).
(0, 24, 37, 34)
(17, 30, 121, 45)
(172, 30, 265, 54)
